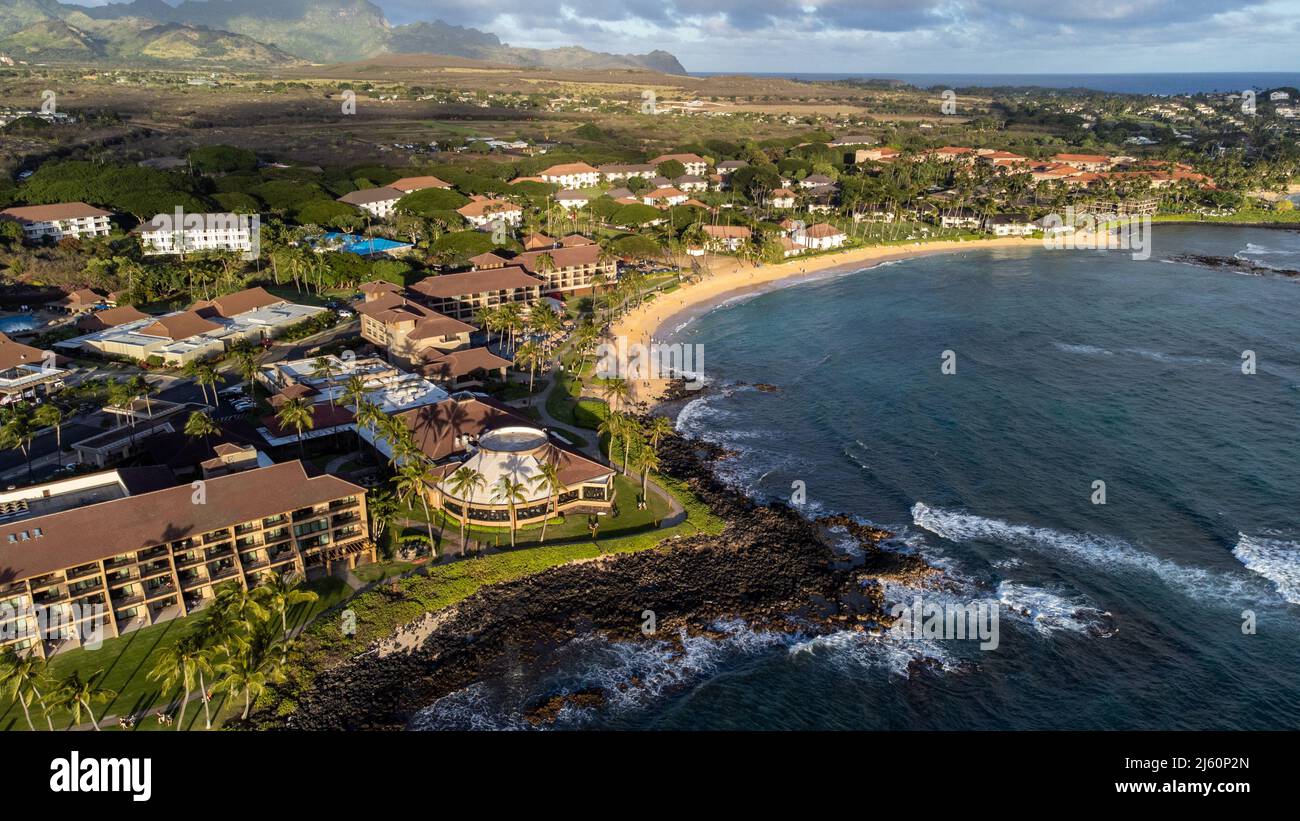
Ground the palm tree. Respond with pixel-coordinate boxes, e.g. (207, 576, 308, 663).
(530, 460, 565, 543)
(213, 627, 287, 721)
(598, 376, 630, 412)
(393, 460, 438, 557)
(634, 445, 660, 498)
(514, 341, 544, 399)
(597, 412, 622, 467)
(0, 407, 36, 485)
(341, 373, 368, 411)
(34, 403, 64, 453)
(493, 475, 528, 548)
(366, 488, 399, 554)
(445, 466, 486, 556)
(147, 632, 211, 731)
(128, 374, 154, 418)
(0, 646, 55, 731)
(194, 362, 220, 408)
(53, 670, 115, 731)
(311, 356, 340, 406)
(353, 398, 384, 462)
(645, 415, 674, 452)
(184, 409, 219, 444)
(276, 397, 314, 458)
(231, 343, 259, 398)
(254, 570, 318, 640)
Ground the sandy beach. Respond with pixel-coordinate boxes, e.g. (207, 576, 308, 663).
(611, 236, 1044, 404)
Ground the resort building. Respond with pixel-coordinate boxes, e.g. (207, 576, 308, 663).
(649, 153, 708, 176)
(0, 461, 372, 658)
(356, 290, 477, 367)
(855, 147, 900, 163)
(360, 397, 614, 527)
(338, 186, 405, 219)
(57, 287, 324, 366)
(457, 196, 524, 229)
(76, 305, 150, 333)
(409, 268, 543, 322)
(556, 190, 590, 210)
(769, 188, 797, 209)
(473, 242, 614, 296)
(598, 163, 657, 181)
(0, 333, 68, 404)
(134, 212, 258, 259)
(1053, 153, 1114, 172)
(260, 355, 449, 414)
(643, 187, 689, 207)
(985, 213, 1038, 236)
(419, 347, 512, 390)
(794, 222, 848, 250)
(675, 175, 708, 192)
(702, 225, 752, 252)
(0, 202, 113, 242)
(389, 175, 452, 193)
(539, 162, 601, 189)
(50, 288, 107, 315)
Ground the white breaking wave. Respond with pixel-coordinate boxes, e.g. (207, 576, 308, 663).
(788, 630, 960, 678)
(1232, 534, 1300, 605)
(910, 502, 1268, 606)
(1053, 342, 1114, 356)
(997, 582, 1116, 637)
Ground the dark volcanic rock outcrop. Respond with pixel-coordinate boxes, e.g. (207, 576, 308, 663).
(276, 435, 932, 730)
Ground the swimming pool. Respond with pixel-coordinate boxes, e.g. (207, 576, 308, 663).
(0, 313, 40, 334)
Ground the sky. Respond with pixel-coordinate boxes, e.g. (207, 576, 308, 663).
(65, 1, 1300, 73)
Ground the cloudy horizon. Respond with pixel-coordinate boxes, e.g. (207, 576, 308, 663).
(60, 0, 1300, 73)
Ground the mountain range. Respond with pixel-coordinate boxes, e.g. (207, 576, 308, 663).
(0, 0, 686, 72)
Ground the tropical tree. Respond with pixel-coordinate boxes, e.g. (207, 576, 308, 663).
(311, 356, 340, 405)
(53, 670, 115, 731)
(366, 488, 399, 555)
(598, 376, 630, 412)
(128, 374, 154, 418)
(231, 342, 259, 397)
(0, 406, 37, 485)
(514, 341, 544, 398)
(34, 403, 64, 452)
(276, 396, 314, 458)
(492, 475, 528, 548)
(530, 459, 565, 543)
(393, 460, 438, 557)
(597, 411, 623, 467)
(645, 415, 674, 452)
(147, 632, 212, 731)
(254, 571, 318, 640)
(634, 445, 660, 497)
(0, 646, 55, 731)
(213, 627, 287, 721)
(183, 409, 219, 444)
(341, 373, 368, 411)
(445, 466, 486, 556)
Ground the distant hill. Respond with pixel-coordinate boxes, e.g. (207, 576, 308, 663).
(0, 12, 300, 67)
(9, 0, 689, 73)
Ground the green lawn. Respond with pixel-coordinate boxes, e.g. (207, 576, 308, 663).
(353, 560, 419, 585)
(0, 576, 350, 731)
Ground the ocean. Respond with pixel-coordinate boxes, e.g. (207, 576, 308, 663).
(415, 225, 1300, 730)
(690, 72, 1300, 96)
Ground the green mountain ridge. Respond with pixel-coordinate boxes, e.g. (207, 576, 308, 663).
(0, 0, 686, 72)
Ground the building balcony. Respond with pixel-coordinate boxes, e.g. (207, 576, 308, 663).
(65, 564, 101, 581)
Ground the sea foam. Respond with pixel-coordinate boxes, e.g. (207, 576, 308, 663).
(1232, 534, 1300, 605)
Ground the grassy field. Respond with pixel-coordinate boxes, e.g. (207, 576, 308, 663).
(0, 577, 351, 731)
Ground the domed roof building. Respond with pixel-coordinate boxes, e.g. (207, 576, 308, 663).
(432, 425, 615, 526)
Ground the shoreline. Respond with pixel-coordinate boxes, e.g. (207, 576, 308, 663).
(611, 237, 1044, 406)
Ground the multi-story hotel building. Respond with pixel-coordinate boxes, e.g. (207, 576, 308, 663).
(355, 290, 476, 367)
(0, 461, 372, 658)
(408, 267, 543, 322)
(469, 241, 615, 296)
(0, 202, 113, 242)
(337, 186, 405, 219)
(538, 162, 601, 189)
(134, 212, 258, 258)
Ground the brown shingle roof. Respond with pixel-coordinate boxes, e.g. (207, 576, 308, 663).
(0, 461, 363, 584)
(410, 267, 543, 299)
(420, 347, 512, 379)
(190, 287, 285, 319)
(539, 162, 599, 178)
(76, 305, 151, 332)
(456, 197, 521, 219)
(140, 311, 222, 341)
(0, 202, 111, 223)
(0, 333, 48, 371)
(260, 403, 355, 438)
(512, 244, 603, 273)
(338, 186, 404, 206)
(389, 176, 451, 192)
(393, 396, 530, 462)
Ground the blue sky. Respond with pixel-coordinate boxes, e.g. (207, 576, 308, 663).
(67, 1, 1300, 72)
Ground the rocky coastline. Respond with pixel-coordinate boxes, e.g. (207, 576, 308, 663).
(1167, 252, 1300, 278)
(265, 433, 935, 730)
